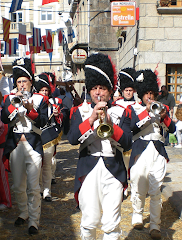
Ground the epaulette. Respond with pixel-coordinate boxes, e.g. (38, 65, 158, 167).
(70, 105, 80, 119)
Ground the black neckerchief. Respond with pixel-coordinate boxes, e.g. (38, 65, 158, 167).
(124, 96, 135, 101)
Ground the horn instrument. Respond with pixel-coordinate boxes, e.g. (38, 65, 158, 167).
(150, 101, 165, 115)
(11, 90, 31, 108)
(96, 96, 114, 139)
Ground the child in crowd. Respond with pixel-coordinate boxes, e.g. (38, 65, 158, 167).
(174, 104, 182, 148)
(169, 133, 177, 147)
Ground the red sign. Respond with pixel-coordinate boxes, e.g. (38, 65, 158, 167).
(111, 1, 136, 27)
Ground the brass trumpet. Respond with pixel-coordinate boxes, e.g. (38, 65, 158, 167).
(96, 97, 114, 139)
(11, 91, 31, 108)
(150, 101, 165, 115)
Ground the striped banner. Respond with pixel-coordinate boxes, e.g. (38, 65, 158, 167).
(57, 28, 63, 46)
(19, 23, 26, 45)
(33, 27, 41, 47)
(9, 0, 23, 13)
(4, 38, 18, 56)
(29, 37, 41, 54)
(2, 17, 10, 43)
(45, 29, 53, 53)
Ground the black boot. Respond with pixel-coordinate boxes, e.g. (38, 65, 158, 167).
(14, 217, 25, 226)
(28, 226, 38, 235)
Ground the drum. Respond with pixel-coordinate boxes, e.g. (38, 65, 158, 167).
(41, 125, 63, 150)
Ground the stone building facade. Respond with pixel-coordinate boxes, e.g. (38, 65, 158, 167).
(68, 0, 119, 94)
(70, 0, 182, 102)
(119, 0, 182, 103)
(0, 0, 69, 79)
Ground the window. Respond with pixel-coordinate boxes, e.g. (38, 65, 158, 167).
(0, 41, 5, 57)
(11, 12, 23, 22)
(40, 8, 53, 21)
(10, 12, 23, 29)
(171, 0, 177, 5)
(167, 64, 182, 102)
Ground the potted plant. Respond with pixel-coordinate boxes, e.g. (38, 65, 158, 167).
(160, 0, 170, 7)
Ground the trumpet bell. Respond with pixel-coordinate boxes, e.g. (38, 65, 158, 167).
(11, 96, 23, 108)
(150, 101, 164, 115)
(97, 123, 114, 139)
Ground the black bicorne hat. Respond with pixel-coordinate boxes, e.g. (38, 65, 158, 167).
(135, 69, 159, 100)
(12, 57, 34, 87)
(34, 73, 51, 93)
(118, 68, 136, 91)
(84, 53, 117, 93)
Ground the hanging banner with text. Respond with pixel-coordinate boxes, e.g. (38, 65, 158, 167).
(111, 1, 136, 27)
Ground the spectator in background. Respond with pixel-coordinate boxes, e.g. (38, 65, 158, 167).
(57, 87, 72, 134)
(52, 86, 60, 98)
(174, 104, 182, 148)
(157, 85, 176, 146)
(157, 85, 175, 118)
(65, 84, 73, 103)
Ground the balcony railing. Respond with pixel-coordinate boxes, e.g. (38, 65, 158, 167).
(0, 22, 33, 34)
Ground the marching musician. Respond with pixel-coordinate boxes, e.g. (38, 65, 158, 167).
(129, 69, 176, 239)
(68, 53, 132, 240)
(34, 73, 67, 202)
(1, 58, 48, 235)
(113, 68, 137, 197)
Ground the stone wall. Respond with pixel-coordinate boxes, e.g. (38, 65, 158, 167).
(118, 0, 182, 87)
(89, 0, 119, 68)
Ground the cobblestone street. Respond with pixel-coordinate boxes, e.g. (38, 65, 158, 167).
(0, 134, 182, 240)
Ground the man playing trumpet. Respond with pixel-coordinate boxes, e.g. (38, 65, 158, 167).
(129, 69, 176, 239)
(1, 58, 48, 235)
(68, 53, 132, 240)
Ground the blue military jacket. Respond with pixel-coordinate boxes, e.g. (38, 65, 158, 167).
(1, 92, 48, 157)
(128, 101, 176, 168)
(68, 101, 132, 203)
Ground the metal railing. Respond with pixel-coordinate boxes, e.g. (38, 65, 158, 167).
(0, 22, 33, 33)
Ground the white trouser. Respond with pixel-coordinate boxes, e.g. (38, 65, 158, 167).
(51, 155, 57, 180)
(130, 141, 166, 232)
(10, 141, 42, 229)
(40, 145, 54, 198)
(79, 157, 123, 240)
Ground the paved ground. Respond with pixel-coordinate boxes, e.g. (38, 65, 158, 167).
(0, 135, 182, 239)
(162, 145, 182, 219)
